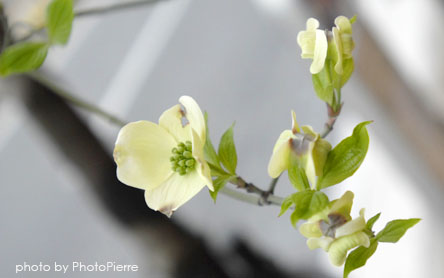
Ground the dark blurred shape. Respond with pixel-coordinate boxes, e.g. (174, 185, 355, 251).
(0, 4, 8, 54)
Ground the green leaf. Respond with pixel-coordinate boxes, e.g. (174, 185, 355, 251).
(306, 191, 329, 217)
(312, 63, 334, 105)
(366, 212, 381, 231)
(204, 112, 221, 167)
(376, 218, 421, 243)
(0, 42, 49, 76)
(209, 175, 234, 202)
(317, 121, 371, 189)
(288, 163, 310, 192)
(218, 123, 237, 175)
(343, 238, 378, 278)
(289, 190, 329, 227)
(208, 163, 229, 177)
(46, 0, 74, 45)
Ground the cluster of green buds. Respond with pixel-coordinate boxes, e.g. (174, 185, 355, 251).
(170, 141, 196, 175)
(297, 16, 356, 111)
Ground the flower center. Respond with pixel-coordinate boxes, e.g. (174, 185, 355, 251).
(319, 213, 348, 238)
(170, 141, 195, 175)
(290, 133, 315, 156)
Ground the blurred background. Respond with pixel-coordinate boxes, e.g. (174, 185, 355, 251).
(1, 0, 444, 277)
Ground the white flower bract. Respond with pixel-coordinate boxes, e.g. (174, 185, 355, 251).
(113, 96, 213, 217)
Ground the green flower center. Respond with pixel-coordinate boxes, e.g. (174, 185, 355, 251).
(170, 141, 195, 176)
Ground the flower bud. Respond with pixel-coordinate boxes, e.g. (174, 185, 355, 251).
(268, 111, 331, 186)
(332, 16, 355, 75)
(299, 191, 370, 267)
(297, 18, 328, 74)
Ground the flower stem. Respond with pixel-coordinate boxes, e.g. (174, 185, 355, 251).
(267, 176, 279, 194)
(320, 102, 342, 139)
(220, 186, 284, 206)
(230, 176, 284, 206)
(74, 0, 165, 18)
(219, 187, 265, 206)
(27, 72, 127, 127)
(320, 116, 336, 139)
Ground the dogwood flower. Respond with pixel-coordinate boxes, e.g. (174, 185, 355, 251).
(297, 18, 328, 74)
(332, 16, 355, 75)
(113, 96, 213, 217)
(268, 111, 331, 186)
(299, 191, 370, 266)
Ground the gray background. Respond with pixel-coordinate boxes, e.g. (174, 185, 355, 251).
(1, 0, 443, 277)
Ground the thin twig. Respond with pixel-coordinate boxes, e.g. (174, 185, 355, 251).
(320, 116, 336, 139)
(230, 176, 284, 206)
(5, 0, 165, 44)
(219, 187, 264, 206)
(234, 177, 265, 195)
(220, 186, 284, 206)
(320, 102, 342, 139)
(27, 72, 127, 127)
(267, 177, 279, 194)
(7, 0, 165, 43)
(74, 0, 164, 17)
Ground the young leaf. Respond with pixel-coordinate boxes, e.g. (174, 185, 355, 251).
(46, 0, 74, 45)
(349, 15, 357, 24)
(312, 64, 334, 105)
(340, 58, 354, 88)
(0, 42, 49, 76)
(204, 112, 221, 167)
(306, 191, 329, 218)
(218, 123, 237, 175)
(343, 239, 378, 278)
(279, 196, 293, 217)
(332, 58, 354, 90)
(366, 212, 381, 231)
(289, 191, 312, 226)
(288, 163, 310, 192)
(317, 121, 371, 189)
(290, 190, 329, 227)
(208, 163, 230, 177)
(376, 218, 421, 243)
(209, 175, 234, 202)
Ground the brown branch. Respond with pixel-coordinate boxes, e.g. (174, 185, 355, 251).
(320, 102, 342, 139)
(230, 176, 284, 206)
